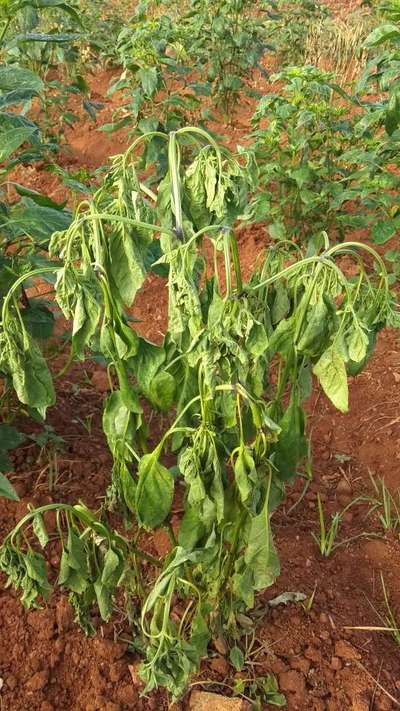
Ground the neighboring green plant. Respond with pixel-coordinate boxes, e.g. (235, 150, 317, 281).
(0, 423, 25, 499)
(0, 127, 397, 700)
(184, 0, 270, 115)
(249, 66, 400, 245)
(266, 0, 329, 66)
(356, 0, 400, 278)
(104, 7, 203, 168)
(0, 0, 101, 141)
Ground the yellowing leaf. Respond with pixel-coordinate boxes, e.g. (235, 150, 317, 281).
(313, 347, 348, 413)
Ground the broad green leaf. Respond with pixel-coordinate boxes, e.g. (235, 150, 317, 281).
(233, 446, 255, 505)
(0, 66, 43, 92)
(271, 282, 290, 324)
(313, 347, 348, 412)
(178, 506, 206, 550)
(33, 513, 49, 548)
(137, 67, 158, 96)
(148, 371, 176, 412)
(348, 328, 368, 364)
(16, 32, 81, 43)
(365, 23, 400, 47)
(0, 127, 36, 163)
(372, 219, 398, 245)
(94, 579, 112, 620)
(103, 390, 136, 456)
(135, 451, 174, 528)
(244, 498, 280, 590)
(0, 473, 19, 500)
(297, 297, 332, 357)
(229, 646, 244, 671)
(109, 228, 149, 306)
(101, 548, 121, 586)
(247, 321, 268, 356)
(0, 424, 25, 450)
(274, 395, 308, 481)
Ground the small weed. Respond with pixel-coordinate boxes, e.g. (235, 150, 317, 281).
(312, 493, 375, 556)
(367, 473, 400, 533)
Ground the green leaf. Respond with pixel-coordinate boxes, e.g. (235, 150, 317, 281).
(229, 646, 244, 671)
(233, 446, 255, 505)
(22, 302, 54, 340)
(16, 31, 81, 43)
(148, 371, 176, 412)
(94, 579, 112, 621)
(67, 529, 88, 574)
(271, 282, 290, 324)
(137, 67, 158, 96)
(0, 127, 36, 163)
(348, 327, 368, 364)
(274, 395, 308, 481)
(313, 347, 348, 412)
(365, 23, 400, 47)
(297, 297, 332, 357)
(372, 219, 398, 245)
(244, 497, 280, 590)
(101, 548, 121, 586)
(385, 93, 400, 135)
(0, 66, 43, 93)
(33, 513, 49, 548)
(0, 424, 25, 450)
(135, 451, 174, 529)
(0, 473, 19, 500)
(247, 322, 268, 356)
(109, 227, 149, 306)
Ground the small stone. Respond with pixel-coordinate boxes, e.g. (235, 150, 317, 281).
(5, 674, 17, 690)
(336, 478, 352, 495)
(27, 610, 55, 641)
(189, 691, 249, 710)
(91, 370, 109, 393)
(289, 656, 310, 675)
(319, 612, 329, 624)
(210, 655, 230, 676)
(342, 511, 353, 524)
(93, 639, 127, 661)
(56, 597, 74, 633)
(304, 646, 322, 664)
(330, 656, 342, 671)
(109, 661, 126, 683)
(103, 703, 121, 711)
(40, 703, 54, 711)
(128, 662, 143, 687)
(334, 640, 360, 661)
(279, 670, 306, 695)
(214, 637, 228, 655)
(26, 670, 49, 692)
(115, 684, 138, 706)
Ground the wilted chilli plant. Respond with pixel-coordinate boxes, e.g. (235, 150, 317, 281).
(249, 66, 400, 246)
(0, 126, 397, 700)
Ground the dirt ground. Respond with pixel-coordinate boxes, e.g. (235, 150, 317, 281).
(1, 3, 400, 709)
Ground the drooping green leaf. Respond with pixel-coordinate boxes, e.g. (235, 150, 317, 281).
(313, 346, 348, 412)
(135, 451, 174, 529)
(0, 473, 19, 500)
(244, 498, 280, 591)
